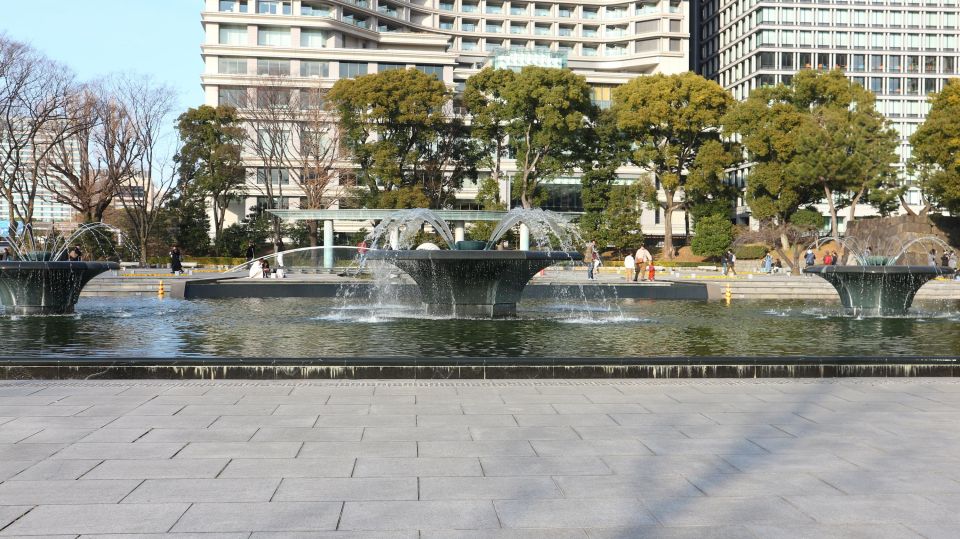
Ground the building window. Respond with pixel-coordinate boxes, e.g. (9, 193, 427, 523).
(258, 0, 292, 15)
(257, 88, 291, 108)
(301, 2, 331, 16)
(258, 27, 291, 47)
(416, 65, 444, 79)
(219, 0, 249, 12)
(219, 25, 247, 45)
(300, 60, 329, 77)
(636, 39, 658, 52)
(218, 87, 247, 108)
(300, 29, 326, 48)
(255, 168, 291, 185)
(339, 62, 368, 78)
(378, 63, 406, 72)
(257, 59, 290, 76)
(852, 54, 866, 72)
(218, 57, 248, 75)
(781, 52, 795, 70)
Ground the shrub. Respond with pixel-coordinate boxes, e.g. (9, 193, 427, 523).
(691, 214, 735, 258)
(734, 244, 768, 260)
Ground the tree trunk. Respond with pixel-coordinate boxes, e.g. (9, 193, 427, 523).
(899, 193, 918, 216)
(824, 185, 839, 242)
(308, 219, 319, 263)
(847, 188, 864, 225)
(779, 232, 801, 276)
(662, 202, 674, 260)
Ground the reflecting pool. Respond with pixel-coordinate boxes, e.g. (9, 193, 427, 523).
(2, 297, 959, 358)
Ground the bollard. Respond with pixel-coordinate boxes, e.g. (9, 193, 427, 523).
(724, 283, 732, 306)
(158, 280, 165, 299)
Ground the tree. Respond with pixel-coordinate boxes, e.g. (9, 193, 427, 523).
(691, 214, 735, 259)
(175, 105, 246, 253)
(463, 67, 516, 207)
(295, 83, 341, 250)
(496, 67, 595, 209)
(329, 68, 478, 209)
(42, 81, 140, 223)
(614, 72, 737, 259)
(113, 75, 178, 265)
(0, 35, 77, 229)
(593, 183, 644, 254)
(910, 78, 960, 215)
(578, 109, 633, 247)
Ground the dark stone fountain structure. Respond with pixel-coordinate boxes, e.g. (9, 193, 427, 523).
(368, 248, 581, 317)
(0, 260, 119, 315)
(803, 264, 954, 316)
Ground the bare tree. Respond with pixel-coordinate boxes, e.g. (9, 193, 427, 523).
(0, 35, 77, 230)
(113, 75, 178, 265)
(41, 82, 141, 223)
(291, 83, 340, 249)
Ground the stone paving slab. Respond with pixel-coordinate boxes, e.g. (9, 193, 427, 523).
(0, 378, 959, 536)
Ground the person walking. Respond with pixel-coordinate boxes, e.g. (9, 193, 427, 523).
(634, 245, 652, 282)
(762, 252, 773, 274)
(623, 252, 635, 282)
(941, 251, 950, 267)
(245, 243, 255, 262)
(169, 245, 183, 275)
(928, 249, 938, 266)
(726, 249, 737, 276)
(949, 251, 958, 270)
(720, 250, 729, 276)
(805, 249, 816, 267)
(584, 240, 596, 280)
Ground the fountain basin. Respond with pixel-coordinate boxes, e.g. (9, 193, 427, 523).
(0, 261, 119, 315)
(368, 249, 582, 317)
(803, 264, 954, 316)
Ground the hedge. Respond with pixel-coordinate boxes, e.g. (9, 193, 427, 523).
(734, 244, 768, 260)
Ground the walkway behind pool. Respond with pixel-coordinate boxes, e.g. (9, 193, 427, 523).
(0, 378, 957, 537)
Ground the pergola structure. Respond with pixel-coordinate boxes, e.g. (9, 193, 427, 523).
(268, 209, 524, 269)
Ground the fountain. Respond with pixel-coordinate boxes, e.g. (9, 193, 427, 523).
(0, 224, 121, 315)
(365, 209, 583, 317)
(803, 235, 956, 316)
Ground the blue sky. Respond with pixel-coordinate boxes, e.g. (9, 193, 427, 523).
(2, 0, 205, 112)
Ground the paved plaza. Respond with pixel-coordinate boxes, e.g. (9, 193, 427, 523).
(0, 379, 955, 537)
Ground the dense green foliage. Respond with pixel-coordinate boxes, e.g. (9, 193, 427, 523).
(734, 244, 769, 260)
(910, 79, 960, 214)
(691, 214, 735, 259)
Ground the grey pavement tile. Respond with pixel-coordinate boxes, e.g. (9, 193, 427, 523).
(237, 395, 331, 405)
(171, 502, 341, 533)
(274, 405, 369, 416)
(362, 426, 470, 441)
(138, 428, 258, 443)
(422, 531, 588, 539)
(554, 474, 703, 499)
(299, 441, 416, 458)
(22, 428, 96, 443)
(416, 415, 517, 427)
(500, 394, 591, 404)
(745, 523, 921, 539)
(313, 415, 415, 428)
(0, 443, 67, 461)
(461, 404, 557, 415)
(53, 396, 152, 406)
(640, 438, 768, 456)
(0, 428, 43, 443)
(369, 404, 463, 415)
(905, 524, 960, 539)
(204, 387, 294, 396)
(80, 534, 248, 539)
(124, 404, 186, 416)
(676, 424, 794, 439)
(339, 501, 500, 531)
(79, 429, 151, 443)
(211, 415, 317, 428)
(645, 496, 813, 526)
(721, 453, 861, 473)
(0, 405, 89, 416)
(610, 413, 716, 427)
(703, 412, 817, 426)
(2, 503, 187, 534)
(178, 404, 279, 416)
(469, 427, 579, 441)
(495, 499, 654, 529)
(687, 472, 842, 497)
(12, 459, 101, 480)
(0, 396, 62, 405)
(0, 505, 33, 530)
(83, 459, 229, 479)
(420, 476, 562, 500)
(176, 442, 302, 459)
(602, 455, 739, 475)
(219, 458, 355, 478)
(530, 440, 654, 456)
(0, 479, 140, 504)
(784, 494, 960, 524)
(552, 404, 649, 415)
(76, 406, 146, 417)
(586, 526, 755, 539)
(53, 443, 184, 460)
(418, 441, 536, 457)
(326, 394, 415, 405)
(252, 533, 417, 539)
(514, 414, 617, 427)
(105, 415, 218, 429)
(574, 426, 687, 440)
(250, 428, 362, 442)
(273, 478, 417, 501)
(814, 471, 960, 495)
(0, 461, 34, 481)
(122, 478, 281, 503)
(4, 416, 115, 429)
(148, 396, 243, 406)
(354, 457, 482, 477)
(481, 456, 611, 476)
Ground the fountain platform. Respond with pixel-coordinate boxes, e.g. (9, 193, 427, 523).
(0, 261, 119, 315)
(803, 265, 955, 316)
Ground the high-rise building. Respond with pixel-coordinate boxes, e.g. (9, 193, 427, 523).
(697, 0, 960, 226)
(200, 0, 692, 240)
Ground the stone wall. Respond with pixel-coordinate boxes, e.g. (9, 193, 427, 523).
(843, 215, 957, 264)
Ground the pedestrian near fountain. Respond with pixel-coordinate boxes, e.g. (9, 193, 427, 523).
(260, 258, 271, 278)
(245, 243, 255, 262)
(831, 251, 839, 265)
(0, 247, 9, 261)
(726, 249, 737, 276)
(67, 248, 80, 262)
(623, 252, 635, 282)
(805, 249, 816, 267)
(647, 261, 656, 281)
(584, 240, 595, 280)
(949, 251, 958, 270)
(762, 252, 773, 273)
(928, 249, 938, 266)
(720, 251, 729, 276)
(169, 246, 183, 275)
(634, 245, 652, 281)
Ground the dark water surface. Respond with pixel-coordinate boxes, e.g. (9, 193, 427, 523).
(2, 296, 959, 358)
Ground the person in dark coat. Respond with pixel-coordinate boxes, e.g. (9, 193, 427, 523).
(245, 243, 255, 262)
(170, 246, 183, 274)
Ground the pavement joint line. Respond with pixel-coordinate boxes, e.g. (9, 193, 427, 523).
(165, 501, 193, 533)
(269, 477, 283, 502)
(168, 441, 189, 459)
(293, 441, 305, 458)
(75, 459, 105, 480)
(334, 500, 345, 531)
(0, 506, 33, 534)
(214, 458, 231, 479)
(117, 478, 146, 504)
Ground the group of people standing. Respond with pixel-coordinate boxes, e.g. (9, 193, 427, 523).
(621, 245, 655, 282)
